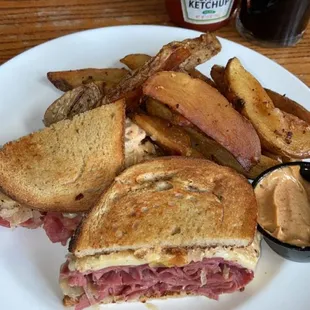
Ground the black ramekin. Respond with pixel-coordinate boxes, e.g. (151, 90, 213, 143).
(252, 161, 310, 262)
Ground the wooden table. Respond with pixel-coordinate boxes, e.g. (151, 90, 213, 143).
(0, 0, 309, 87)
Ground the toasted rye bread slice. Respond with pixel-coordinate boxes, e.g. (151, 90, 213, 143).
(0, 100, 125, 212)
(70, 157, 257, 257)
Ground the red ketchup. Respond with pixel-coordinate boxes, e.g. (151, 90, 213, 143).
(165, 0, 238, 32)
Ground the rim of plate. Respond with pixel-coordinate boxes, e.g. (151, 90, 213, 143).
(0, 25, 309, 94)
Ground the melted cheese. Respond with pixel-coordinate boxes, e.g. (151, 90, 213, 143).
(69, 233, 261, 272)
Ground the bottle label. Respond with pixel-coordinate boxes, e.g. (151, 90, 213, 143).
(181, 0, 234, 24)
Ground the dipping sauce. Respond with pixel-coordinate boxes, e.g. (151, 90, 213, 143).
(255, 165, 310, 247)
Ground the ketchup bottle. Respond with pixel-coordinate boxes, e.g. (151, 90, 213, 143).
(165, 0, 238, 32)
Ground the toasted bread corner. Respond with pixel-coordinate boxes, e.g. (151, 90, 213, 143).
(0, 100, 125, 213)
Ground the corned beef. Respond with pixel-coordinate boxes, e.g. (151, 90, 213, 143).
(43, 212, 82, 246)
(60, 257, 254, 310)
(0, 216, 10, 228)
(0, 211, 82, 245)
(0, 213, 43, 229)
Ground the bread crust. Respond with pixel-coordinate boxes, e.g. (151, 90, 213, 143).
(0, 100, 125, 212)
(70, 157, 257, 256)
(63, 291, 210, 307)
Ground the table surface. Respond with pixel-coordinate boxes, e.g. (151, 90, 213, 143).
(0, 0, 309, 87)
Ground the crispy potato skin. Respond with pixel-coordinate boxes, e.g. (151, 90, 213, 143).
(211, 64, 310, 126)
(44, 82, 105, 127)
(265, 88, 310, 124)
(145, 98, 277, 179)
(146, 98, 192, 127)
(245, 155, 281, 179)
(120, 54, 152, 70)
(225, 57, 310, 158)
(143, 71, 261, 170)
(103, 47, 191, 112)
(103, 33, 221, 112)
(186, 68, 216, 88)
(210, 65, 227, 95)
(47, 68, 129, 92)
(45, 33, 221, 125)
(131, 113, 203, 158)
(185, 127, 279, 179)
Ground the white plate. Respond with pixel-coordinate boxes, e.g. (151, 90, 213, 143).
(0, 25, 309, 310)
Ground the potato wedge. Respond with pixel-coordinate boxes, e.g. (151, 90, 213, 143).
(119, 55, 216, 86)
(146, 100, 280, 178)
(262, 150, 284, 162)
(246, 155, 281, 179)
(47, 68, 129, 92)
(146, 98, 278, 178)
(211, 65, 310, 124)
(210, 65, 227, 95)
(139, 110, 277, 178)
(120, 54, 151, 70)
(119, 55, 215, 87)
(185, 126, 246, 171)
(45, 34, 221, 126)
(225, 57, 310, 159)
(146, 97, 192, 127)
(131, 114, 203, 157)
(102, 33, 221, 111)
(262, 149, 298, 163)
(265, 88, 310, 124)
(44, 82, 104, 126)
(186, 68, 216, 88)
(146, 98, 247, 170)
(143, 71, 261, 170)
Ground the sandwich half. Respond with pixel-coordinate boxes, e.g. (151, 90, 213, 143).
(0, 100, 126, 244)
(60, 157, 260, 309)
(0, 108, 157, 244)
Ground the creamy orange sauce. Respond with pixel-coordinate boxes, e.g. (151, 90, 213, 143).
(255, 165, 310, 247)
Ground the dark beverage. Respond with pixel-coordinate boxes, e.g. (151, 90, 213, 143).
(236, 0, 310, 46)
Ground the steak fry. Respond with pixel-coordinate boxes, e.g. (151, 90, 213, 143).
(44, 82, 104, 127)
(131, 113, 203, 158)
(47, 68, 129, 92)
(211, 64, 310, 125)
(225, 57, 310, 159)
(120, 54, 152, 71)
(143, 71, 261, 171)
(101, 33, 221, 112)
(44, 33, 220, 126)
